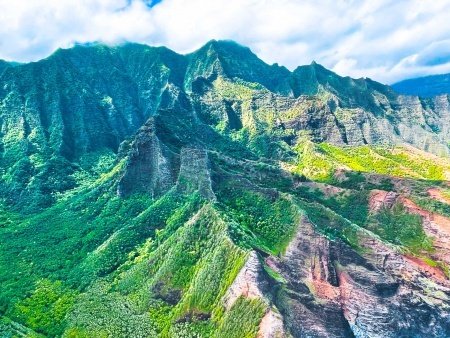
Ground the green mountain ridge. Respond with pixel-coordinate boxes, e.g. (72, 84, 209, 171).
(1, 40, 450, 337)
(3, 40, 450, 211)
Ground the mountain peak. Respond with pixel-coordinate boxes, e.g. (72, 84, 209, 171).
(185, 39, 292, 94)
(205, 39, 249, 48)
(190, 39, 257, 64)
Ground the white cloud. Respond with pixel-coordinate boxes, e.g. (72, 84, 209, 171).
(1, 0, 450, 83)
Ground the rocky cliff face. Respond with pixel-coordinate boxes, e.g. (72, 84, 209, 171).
(117, 119, 179, 198)
(224, 211, 450, 338)
(276, 216, 450, 337)
(222, 251, 286, 338)
(176, 147, 216, 200)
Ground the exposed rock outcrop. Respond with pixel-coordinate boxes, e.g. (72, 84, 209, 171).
(222, 251, 287, 338)
(222, 252, 268, 309)
(368, 191, 398, 210)
(400, 196, 450, 267)
(117, 119, 179, 198)
(261, 215, 450, 337)
(427, 187, 450, 205)
(176, 148, 216, 200)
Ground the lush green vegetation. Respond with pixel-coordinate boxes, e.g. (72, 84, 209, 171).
(295, 197, 361, 248)
(294, 185, 369, 226)
(9, 280, 76, 337)
(0, 172, 210, 337)
(0, 185, 151, 307)
(217, 186, 299, 254)
(0, 315, 45, 338)
(1, 148, 118, 214)
(412, 196, 450, 218)
(214, 297, 266, 338)
(368, 203, 434, 254)
(332, 171, 394, 191)
(294, 141, 449, 182)
(70, 205, 249, 337)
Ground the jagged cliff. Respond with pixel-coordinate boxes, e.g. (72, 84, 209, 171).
(1, 41, 450, 338)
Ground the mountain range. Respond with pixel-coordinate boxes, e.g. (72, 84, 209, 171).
(1, 40, 450, 337)
(392, 73, 450, 98)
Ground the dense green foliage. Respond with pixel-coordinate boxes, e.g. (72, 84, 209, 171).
(294, 186, 369, 226)
(368, 203, 434, 254)
(214, 297, 266, 338)
(9, 280, 76, 337)
(294, 142, 449, 182)
(0, 315, 45, 338)
(217, 186, 299, 254)
(412, 196, 450, 218)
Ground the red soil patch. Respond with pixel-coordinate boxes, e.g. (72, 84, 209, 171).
(404, 256, 448, 282)
(399, 196, 450, 266)
(312, 279, 340, 301)
(427, 188, 450, 205)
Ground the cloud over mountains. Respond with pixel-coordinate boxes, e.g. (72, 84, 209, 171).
(1, 0, 450, 83)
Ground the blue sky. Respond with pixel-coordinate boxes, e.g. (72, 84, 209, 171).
(1, 0, 450, 83)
